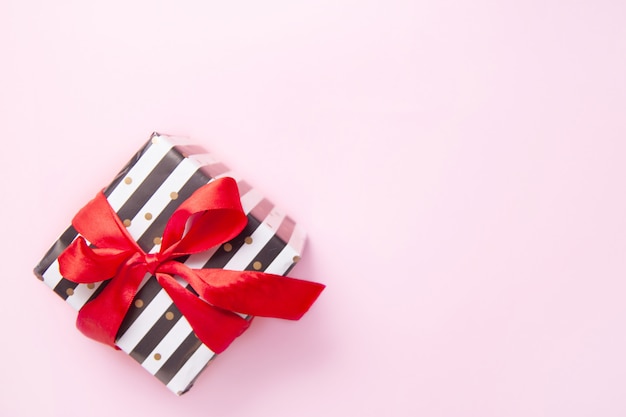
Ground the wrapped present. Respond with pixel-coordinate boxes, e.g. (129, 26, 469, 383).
(33, 132, 324, 395)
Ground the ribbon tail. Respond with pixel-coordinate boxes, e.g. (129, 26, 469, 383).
(190, 266, 325, 320)
(76, 261, 147, 347)
(156, 273, 250, 354)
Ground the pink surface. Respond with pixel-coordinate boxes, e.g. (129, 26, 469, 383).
(2, 1, 626, 416)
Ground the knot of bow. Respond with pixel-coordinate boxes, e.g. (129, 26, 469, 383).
(58, 177, 324, 353)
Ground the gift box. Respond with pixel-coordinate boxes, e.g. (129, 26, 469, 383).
(34, 132, 323, 395)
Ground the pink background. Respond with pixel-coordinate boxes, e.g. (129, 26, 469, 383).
(2, 1, 626, 416)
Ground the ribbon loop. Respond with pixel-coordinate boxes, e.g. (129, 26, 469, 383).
(59, 177, 324, 353)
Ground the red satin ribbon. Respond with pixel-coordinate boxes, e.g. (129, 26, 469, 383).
(58, 177, 324, 353)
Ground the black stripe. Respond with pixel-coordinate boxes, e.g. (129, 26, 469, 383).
(177, 357, 216, 395)
(52, 279, 76, 301)
(201, 215, 262, 269)
(85, 280, 111, 304)
(52, 278, 78, 299)
(33, 226, 77, 278)
(154, 331, 203, 385)
(244, 234, 288, 272)
(284, 263, 297, 276)
(136, 172, 211, 252)
(174, 144, 208, 156)
(115, 149, 185, 223)
(116, 276, 163, 338)
(53, 278, 111, 304)
(129, 301, 184, 363)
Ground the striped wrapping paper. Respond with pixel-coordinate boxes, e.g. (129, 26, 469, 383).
(33, 132, 306, 395)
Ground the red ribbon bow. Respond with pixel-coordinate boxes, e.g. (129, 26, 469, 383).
(58, 177, 324, 353)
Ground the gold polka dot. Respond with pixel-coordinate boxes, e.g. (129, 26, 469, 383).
(292, 255, 301, 263)
(124, 177, 132, 185)
(151, 136, 159, 144)
(165, 312, 174, 320)
(87, 283, 95, 289)
(144, 212, 153, 220)
(244, 236, 253, 245)
(123, 219, 131, 227)
(252, 261, 262, 270)
(153, 237, 162, 245)
(223, 243, 233, 252)
(170, 191, 179, 200)
(134, 299, 144, 308)
(66, 288, 74, 296)
(154, 353, 161, 360)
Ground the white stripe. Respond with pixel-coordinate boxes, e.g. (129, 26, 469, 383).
(116, 275, 185, 353)
(239, 187, 264, 214)
(188, 152, 221, 166)
(166, 344, 215, 395)
(184, 247, 219, 269)
(124, 158, 201, 240)
(224, 217, 285, 271)
(42, 260, 64, 289)
(68, 269, 153, 312)
(66, 282, 102, 310)
(141, 319, 194, 375)
(107, 139, 175, 211)
(264, 245, 299, 275)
